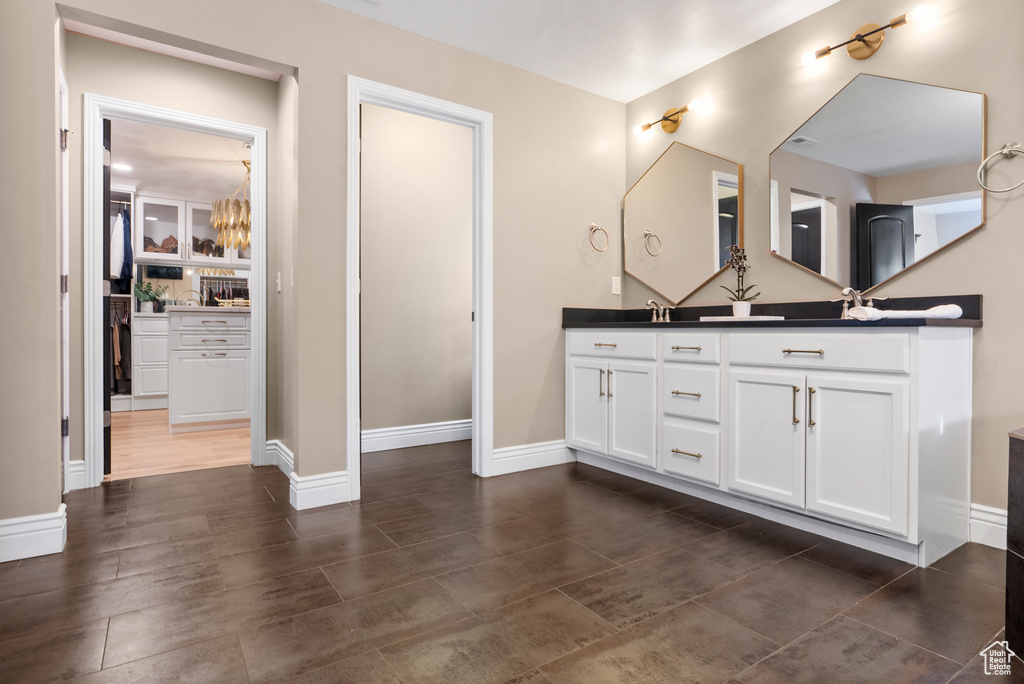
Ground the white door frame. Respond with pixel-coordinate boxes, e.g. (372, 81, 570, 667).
(59, 71, 71, 493)
(81, 94, 268, 488)
(346, 76, 493, 500)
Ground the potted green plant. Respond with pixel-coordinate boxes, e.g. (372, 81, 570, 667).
(721, 245, 760, 317)
(134, 281, 168, 314)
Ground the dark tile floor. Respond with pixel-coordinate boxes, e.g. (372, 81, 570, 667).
(0, 440, 1016, 682)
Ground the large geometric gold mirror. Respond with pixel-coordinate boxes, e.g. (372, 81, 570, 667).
(770, 74, 986, 291)
(624, 142, 743, 303)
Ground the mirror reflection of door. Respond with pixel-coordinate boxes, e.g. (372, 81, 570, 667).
(791, 207, 822, 274)
(854, 203, 915, 289)
(718, 195, 738, 268)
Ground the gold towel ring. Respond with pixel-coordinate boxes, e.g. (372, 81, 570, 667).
(589, 223, 609, 252)
(977, 143, 1024, 193)
(643, 230, 663, 257)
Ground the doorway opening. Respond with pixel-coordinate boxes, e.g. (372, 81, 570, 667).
(346, 77, 494, 503)
(80, 94, 268, 488)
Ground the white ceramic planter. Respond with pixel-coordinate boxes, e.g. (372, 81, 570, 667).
(140, 301, 154, 314)
(732, 301, 751, 317)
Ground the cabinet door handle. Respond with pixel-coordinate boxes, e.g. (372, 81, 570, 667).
(671, 390, 702, 398)
(202, 320, 228, 325)
(607, 369, 613, 398)
(599, 369, 605, 397)
(808, 387, 816, 426)
(202, 352, 228, 357)
(202, 339, 228, 343)
(671, 345, 701, 351)
(783, 348, 824, 355)
(792, 386, 800, 424)
(671, 448, 702, 459)
(593, 343, 617, 348)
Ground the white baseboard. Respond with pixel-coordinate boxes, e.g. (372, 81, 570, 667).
(970, 503, 1007, 550)
(361, 419, 472, 453)
(0, 504, 67, 563)
(131, 395, 167, 411)
(265, 440, 295, 476)
(490, 440, 575, 476)
(289, 469, 351, 510)
(66, 460, 88, 491)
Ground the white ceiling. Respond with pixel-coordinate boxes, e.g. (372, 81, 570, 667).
(779, 74, 985, 177)
(110, 119, 250, 197)
(315, 0, 843, 103)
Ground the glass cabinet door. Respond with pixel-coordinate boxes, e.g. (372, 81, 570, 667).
(186, 202, 230, 264)
(136, 197, 185, 262)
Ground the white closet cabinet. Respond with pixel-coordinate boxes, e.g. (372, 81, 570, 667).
(565, 332, 657, 469)
(136, 197, 185, 261)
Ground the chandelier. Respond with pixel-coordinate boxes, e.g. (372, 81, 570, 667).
(212, 160, 251, 251)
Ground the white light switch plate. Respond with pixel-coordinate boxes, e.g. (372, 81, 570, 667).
(611, 276, 621, 296)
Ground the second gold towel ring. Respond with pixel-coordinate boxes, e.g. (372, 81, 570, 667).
(643, 230, 663, 257)
(977, 142, 1024, 193)
(589, 223, 609, 252)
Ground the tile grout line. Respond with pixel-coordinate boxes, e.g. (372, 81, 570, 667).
(840, 612, 968, 667)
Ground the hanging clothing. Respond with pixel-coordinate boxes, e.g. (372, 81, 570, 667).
(110, 211, 124, 280)
(110, 208, 133, 294)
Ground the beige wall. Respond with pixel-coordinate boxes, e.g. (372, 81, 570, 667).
(624, 0, 1024, 508)
(360, 104, 473, 430)
(63, 33, 280, 465)
(876, 161, 979, 205)
(0, 0, 624, 520)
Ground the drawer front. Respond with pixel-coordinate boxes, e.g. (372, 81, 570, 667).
(567, 331, 657, 360)
(171, 313, 250, 331)
(134, 365, 168, 396)
(730, 333, 909, 373)
(133, 335, 168, 366)
(661, 333, 721, 364)
(135, 316, 169, 334)
(661, 365, 720, 423)
(170, 332, 250, 350)
(662, 422, 720, 486)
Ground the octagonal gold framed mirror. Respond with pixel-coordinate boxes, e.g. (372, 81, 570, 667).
(770, 74, 986, 291)
(624, 142, 743, 304)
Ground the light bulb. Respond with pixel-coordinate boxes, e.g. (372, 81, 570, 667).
(801, 50, 817, 66)
(632, 124, 644, 136)
(907, 4, 928, 22)
(686, 97, 706, 113)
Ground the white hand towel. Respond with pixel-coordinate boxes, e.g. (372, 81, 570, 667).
(110, 212, 125, 279)
(848, 304, 963, 321)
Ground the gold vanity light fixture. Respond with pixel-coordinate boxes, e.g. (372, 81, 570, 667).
(801, 4, 928, 65)
(212, 159, 252, 252)
(633, 98, 706, 135)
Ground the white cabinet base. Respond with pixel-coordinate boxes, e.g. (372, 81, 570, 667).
(576, 449, 924, 566)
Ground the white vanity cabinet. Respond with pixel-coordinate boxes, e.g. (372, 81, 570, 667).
(565, 332, 657, 469)
(131, 314, 169, 410)
(566, 325, 973, 566)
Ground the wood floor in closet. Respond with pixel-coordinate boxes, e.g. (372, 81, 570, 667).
(108, 409, 250, 481)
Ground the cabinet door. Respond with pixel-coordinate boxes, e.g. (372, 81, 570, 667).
(608, 361, 657, 468)
(806, 375, 909, 535)
(186, 202, 231, 265)
(136, 197, 185, 261)
(566, 358, 607, 454)
(169, 350, 251, 425)
(728, 370, 806, 507)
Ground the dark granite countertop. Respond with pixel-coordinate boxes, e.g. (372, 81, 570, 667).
(563, 294, 982, 330)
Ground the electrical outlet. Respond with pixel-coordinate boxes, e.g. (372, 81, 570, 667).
(611, 276, 621, 296)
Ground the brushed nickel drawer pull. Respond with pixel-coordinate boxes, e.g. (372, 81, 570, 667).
(783, 348, 824, 355)
(607, 369, 613, 398)
(202, 320, 228, 324)
(671, 448, 702, 459)
(808, 387, 816, 426)
(593, 343, 618, 348)
(671, 345, 701, 351)
(202, 353, 228, 357)
(671, 390, 702, 398)
(202, 339, 228, 343)
(599, 369, 605, 397)
(792, 386, 800, 424)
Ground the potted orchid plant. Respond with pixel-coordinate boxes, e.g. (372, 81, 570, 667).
(720, 245, 760, 317)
